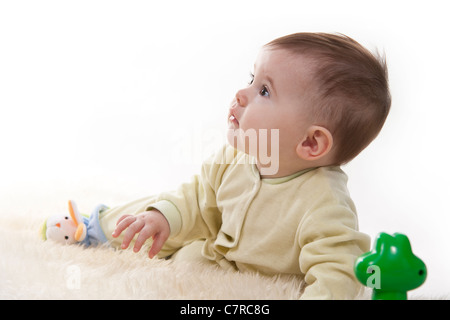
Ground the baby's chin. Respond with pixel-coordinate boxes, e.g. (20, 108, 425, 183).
(226, 128, 249, 152)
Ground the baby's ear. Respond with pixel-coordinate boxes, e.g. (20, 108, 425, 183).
(296, 125, 333, 161)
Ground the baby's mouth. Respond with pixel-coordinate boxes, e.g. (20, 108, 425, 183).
(228, 114, 239, 128)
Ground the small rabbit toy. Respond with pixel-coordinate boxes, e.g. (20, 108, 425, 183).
(41, 200, 109, 247)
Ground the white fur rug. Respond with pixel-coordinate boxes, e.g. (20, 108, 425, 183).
(0, 214, 311, 300)
(0, 181, 439, 300)
(4, 212, 446, 300)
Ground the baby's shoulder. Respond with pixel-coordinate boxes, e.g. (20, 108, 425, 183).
(303, 166, 348, 188)
(300, 166, 353, 206)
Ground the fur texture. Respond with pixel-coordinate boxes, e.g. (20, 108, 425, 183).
(0, 215, 310, 299)
(2, 212, 440, 299)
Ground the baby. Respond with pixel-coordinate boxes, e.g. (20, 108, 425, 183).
(65, 33, 392, 299)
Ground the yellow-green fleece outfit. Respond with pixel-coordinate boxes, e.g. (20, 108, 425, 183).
(99, 145, 370, 299)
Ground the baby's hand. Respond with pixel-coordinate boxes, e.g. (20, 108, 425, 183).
(112, 209, 170, 259)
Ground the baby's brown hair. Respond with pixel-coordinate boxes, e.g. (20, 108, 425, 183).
(265, 33, 391, 164)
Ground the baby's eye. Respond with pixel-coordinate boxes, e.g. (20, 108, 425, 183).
(260, 86, 270, 97)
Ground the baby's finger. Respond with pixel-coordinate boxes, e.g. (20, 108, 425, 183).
(121, 219, 144, 249)
(133, 225, 156, 253)
(116, 214, 132, 226)
(112, 215, 135, 238)
(148, 231, 169, 259)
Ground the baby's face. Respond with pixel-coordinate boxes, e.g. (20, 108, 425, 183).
(227, 48, 316, 172)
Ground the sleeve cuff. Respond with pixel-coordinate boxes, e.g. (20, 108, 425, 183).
(146, 200, 182, 237)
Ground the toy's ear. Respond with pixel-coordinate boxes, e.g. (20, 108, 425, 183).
(68, 200, 86, 242)
(74, 223, 87, 242)
(68, 200, 81, 224)
(40, 218, 48, 240)
(393, 233, 413, 254)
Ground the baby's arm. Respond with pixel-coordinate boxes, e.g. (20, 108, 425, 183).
(298, 205, 370, 299)
(110, 145, 234, 258)
(112, 209, 170, 259)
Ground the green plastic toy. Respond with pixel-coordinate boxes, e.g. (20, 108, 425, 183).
(354, 232, 427, 300)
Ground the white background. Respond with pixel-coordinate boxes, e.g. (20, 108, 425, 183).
(1, 0, 449, 298)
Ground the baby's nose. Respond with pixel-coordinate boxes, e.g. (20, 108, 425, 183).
(235, 88, 248, 107)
